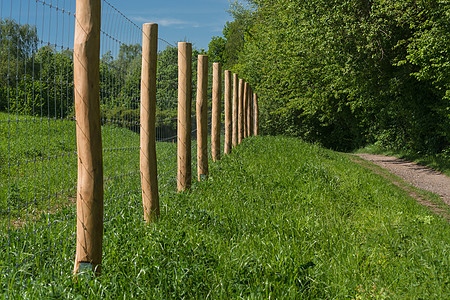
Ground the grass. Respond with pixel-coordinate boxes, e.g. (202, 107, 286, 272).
(349, 154, 450, 220)
(0, 118, 449, 298)
(0, 111, 179, 283)
(0, 112, 177, 224)
(355, 144, 450, 177)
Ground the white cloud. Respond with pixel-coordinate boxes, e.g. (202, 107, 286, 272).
(133, 16, 199, 28)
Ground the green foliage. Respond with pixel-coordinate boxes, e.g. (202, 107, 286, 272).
(0, 47, 74, 117)
(98, 44, 198, 135)
(156, 46, 178, 106)
(231, 0, 449, 154)
(403, 1, 450, 141)
(1, 20, 73, 118)
(155, 45, 199, 109)
(207, 36, 227, 65)
(99, 44, 142, 111)
(222, 21, 245, 68)
(405, 1, 450, 97)
(0, 18, 38, 85)
(1, 17, 200, 133)
(206, 1, 255, 70)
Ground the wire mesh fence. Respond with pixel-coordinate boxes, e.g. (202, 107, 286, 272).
(155, 42, 179, 192)
(0, 0, 77, 276)
(0, 0, 226, 283)
(100, 0, 142, 226)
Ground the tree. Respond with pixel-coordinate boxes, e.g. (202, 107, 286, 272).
(0, 19, 75, 117)
(156, 45, 178, 109)
(205, 1, 255, 70)
(0, 18, 38, 83)
(0, 19, 39, 111)
(222, 20, 245, 68)
(233, 0, 449, 153)
(207, 36, 226, 65)
(404, 1, 450, 143)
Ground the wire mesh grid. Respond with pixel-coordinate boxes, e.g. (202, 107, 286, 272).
(99, 0, 143, 225)
(0, 0, 220, 282)
(155, 42, 178, 193)
(0, 0, 77, 276)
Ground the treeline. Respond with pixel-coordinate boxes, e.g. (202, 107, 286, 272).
(0, 18, 200, 136)
(0, 19, 72, 117)
(99, 44, 201, 134)
(210, 0, 449, 154)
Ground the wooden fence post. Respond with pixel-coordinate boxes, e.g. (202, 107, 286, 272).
(140, 23, 159, 223)
(238, 79, 244, 144)
(250, 88, 254, 136)
(211, 62, 222, 161)
(232, 73, 238, 148)
(177, 42, 192, 192)
(196, 55, 208, 180)
(243, 82, 249, 138)
(254, 93, 259, 136)
(224, 70, 232, 155)
(248, 86, 253, 137)
(73, 0, 104, 276)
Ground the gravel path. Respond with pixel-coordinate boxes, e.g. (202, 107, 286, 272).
(355, 154, 450, 206)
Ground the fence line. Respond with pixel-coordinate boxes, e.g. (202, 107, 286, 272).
(0, 0, 258, 281)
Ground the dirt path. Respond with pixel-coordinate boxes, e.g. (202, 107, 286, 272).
(354, 153, 449, 220)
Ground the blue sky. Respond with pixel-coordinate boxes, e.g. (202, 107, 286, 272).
(112, 0, 233, 51)
(1, 0, 233, 52)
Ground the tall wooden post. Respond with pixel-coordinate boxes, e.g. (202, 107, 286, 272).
(140, 23, 159, 223)
(232, 73, 238, 148)
(224, 70, 232, 155)
(247, 86, 252, 137)
(211, 62, 222, 161)
(73, 0, 104, 275)
(177, 42, 192, 192)
(196, 55, 208, 180)
(238, 79, 244, 144)
(254, 93, 259, 136)
(243, 82, 249, 138)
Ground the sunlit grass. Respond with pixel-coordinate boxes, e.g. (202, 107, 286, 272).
(0, 128, 448, 298)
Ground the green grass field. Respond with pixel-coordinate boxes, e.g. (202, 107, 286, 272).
(0, 115, 449, 298)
